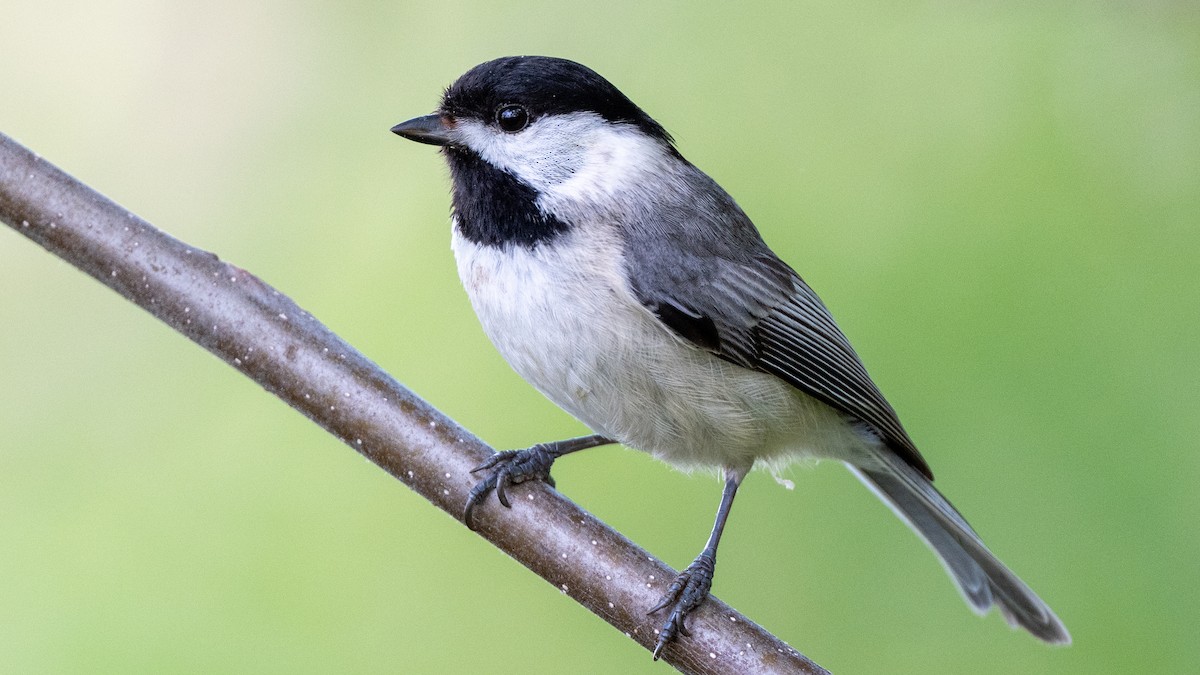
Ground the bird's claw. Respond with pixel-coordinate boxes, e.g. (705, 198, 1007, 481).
(648, 553, 715, 660)
(463, 445, 558, 530)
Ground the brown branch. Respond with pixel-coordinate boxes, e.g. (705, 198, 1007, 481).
(0, 131, 827, 675)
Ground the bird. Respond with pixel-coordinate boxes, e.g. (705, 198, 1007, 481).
(390, 55, 1070, 658)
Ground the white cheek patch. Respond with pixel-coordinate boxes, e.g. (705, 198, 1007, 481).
(452, 113, 674, 206)
(453, 114, 598, 189)
(547, 126, 669, 205)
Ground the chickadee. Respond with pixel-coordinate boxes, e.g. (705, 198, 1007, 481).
(391, 55, 1069, 657)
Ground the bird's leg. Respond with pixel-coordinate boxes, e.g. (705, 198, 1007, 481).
(463, 434, 615, 529)
(649, 471, 743, 660)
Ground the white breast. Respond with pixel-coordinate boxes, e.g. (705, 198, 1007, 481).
(451, 223, 864, 473)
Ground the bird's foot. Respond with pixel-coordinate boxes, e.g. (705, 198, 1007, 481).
(463, 444, 559, 530)
(648, 552, 715, 660)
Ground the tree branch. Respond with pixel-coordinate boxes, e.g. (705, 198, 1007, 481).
(0, 131, 827, 675)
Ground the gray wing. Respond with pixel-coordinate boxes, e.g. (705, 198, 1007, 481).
(622, 170, 931, 477)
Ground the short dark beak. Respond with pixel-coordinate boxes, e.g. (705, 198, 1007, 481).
(391, 114, 452, 146)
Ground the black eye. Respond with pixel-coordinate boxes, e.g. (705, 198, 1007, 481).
(496, 104, 529, 132)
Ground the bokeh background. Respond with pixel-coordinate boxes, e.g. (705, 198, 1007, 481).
(2, 2, 1197, 673)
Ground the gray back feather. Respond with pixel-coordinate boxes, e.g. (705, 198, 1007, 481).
(621, 161, 931, 477)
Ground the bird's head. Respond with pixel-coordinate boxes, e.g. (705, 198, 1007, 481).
(392, 56, 681, 232)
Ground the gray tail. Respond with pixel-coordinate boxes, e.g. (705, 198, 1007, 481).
(849, 452, 1071, 644)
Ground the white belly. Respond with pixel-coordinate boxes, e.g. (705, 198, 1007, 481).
(451, 226, 866, 473)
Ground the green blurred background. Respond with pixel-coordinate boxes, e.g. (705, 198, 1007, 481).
(2, 1, 1197, 673)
